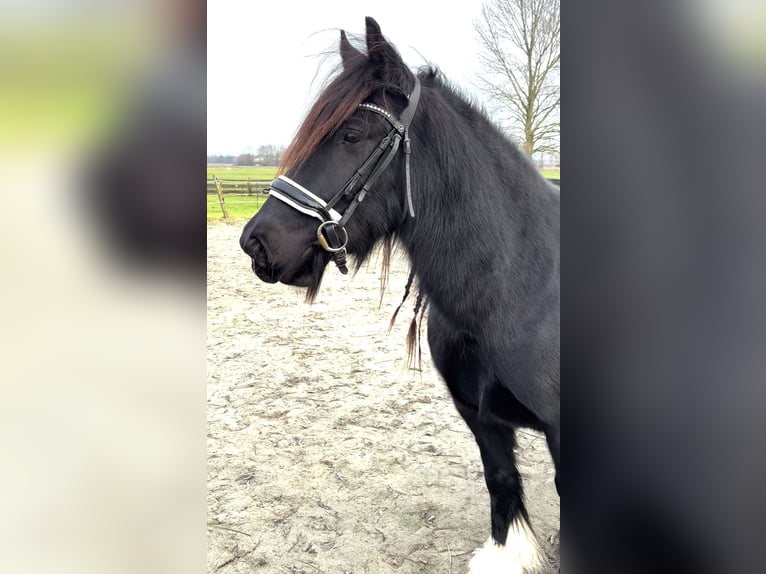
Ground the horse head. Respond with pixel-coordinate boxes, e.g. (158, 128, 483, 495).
(240, 17, 420, 300)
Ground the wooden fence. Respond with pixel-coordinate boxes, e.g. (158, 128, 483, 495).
(207, 174, 559, 221)
(206, 177, 272, 195)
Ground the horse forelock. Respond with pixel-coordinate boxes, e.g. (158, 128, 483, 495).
(278, 43, 422, 176)
(279, 61, 377, 175)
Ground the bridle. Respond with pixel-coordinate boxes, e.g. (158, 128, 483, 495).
(266, 78, 422, 274)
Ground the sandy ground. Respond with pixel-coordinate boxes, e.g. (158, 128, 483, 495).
(207, 221, 559, 573)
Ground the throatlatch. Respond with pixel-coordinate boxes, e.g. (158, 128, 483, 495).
(266, 78, 422, 274)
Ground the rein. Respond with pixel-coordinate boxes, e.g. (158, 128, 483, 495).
(267, 78, 422, 274)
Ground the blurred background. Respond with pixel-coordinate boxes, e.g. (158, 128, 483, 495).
(0, 0, 763, 571)
(565, 1, 766, 573)
(0, 1, 206, 573)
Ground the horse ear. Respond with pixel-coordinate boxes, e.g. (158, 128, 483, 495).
(365, 16, 403, 68)
(340, 30, 364, 70)
(365, 16, 384, 47)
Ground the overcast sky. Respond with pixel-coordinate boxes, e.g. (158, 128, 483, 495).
(207, 0, 490, 155)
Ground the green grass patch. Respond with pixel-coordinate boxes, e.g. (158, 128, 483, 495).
(398, 513, 425, 531)
(0, 24, 150, 150)
(207, 166, 278, 182)
(207, 194, 266, 221)
(540, 168, 560, 180)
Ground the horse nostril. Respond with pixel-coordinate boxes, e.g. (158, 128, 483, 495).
(241, 230, 282, 283)
(244, 235, 267, 263)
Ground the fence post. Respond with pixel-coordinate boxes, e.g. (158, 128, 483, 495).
(214, 175, 230, 221)
(246, 177, 252, 196)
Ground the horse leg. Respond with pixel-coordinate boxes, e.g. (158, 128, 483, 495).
(427, 311, 545, 573)
(461, 409, 546, 574)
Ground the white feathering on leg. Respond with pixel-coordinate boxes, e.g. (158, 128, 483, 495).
(467, 516, 546, 574)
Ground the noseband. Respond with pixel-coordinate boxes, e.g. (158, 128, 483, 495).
(267, 78, 422, 274)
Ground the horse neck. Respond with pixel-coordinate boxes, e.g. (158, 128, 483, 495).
(399, 85, 559, 326)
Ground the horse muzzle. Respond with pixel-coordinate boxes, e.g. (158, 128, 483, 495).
(240, 213, 327, 287)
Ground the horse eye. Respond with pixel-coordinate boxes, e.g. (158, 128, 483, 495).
(343, 131, 361, 144)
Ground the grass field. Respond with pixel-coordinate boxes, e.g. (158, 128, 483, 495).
(207, 166, 278, 182)
(207, 193, 267, 221)
(206, 165, 559, 221)
(206, 166, 276, 221)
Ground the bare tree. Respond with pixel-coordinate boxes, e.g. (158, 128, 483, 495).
(474, 0, 560, 160)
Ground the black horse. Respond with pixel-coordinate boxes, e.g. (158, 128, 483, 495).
(241, 17, 559, 573)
